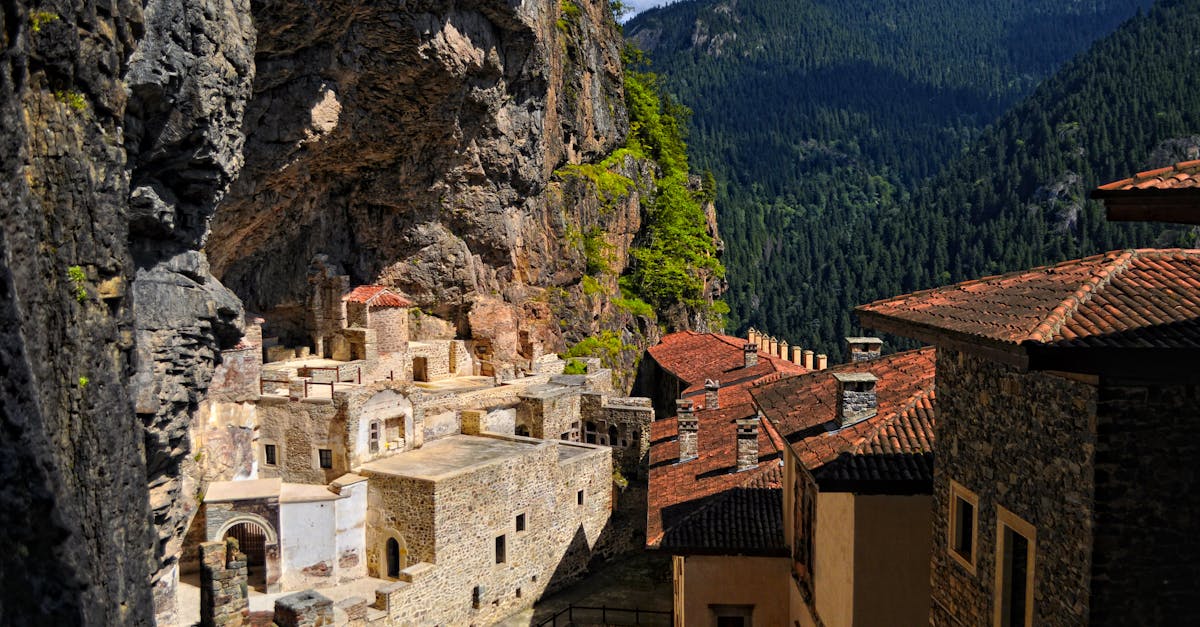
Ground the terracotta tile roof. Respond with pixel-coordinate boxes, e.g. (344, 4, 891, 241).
(751, 348, 937, 491)
(648, 331, 807, 403)
(1095, 160, 1200, 192)
(856, 249, 1200, 351)
(342, 285, 412, 308)
(647, 402, 783, 551)
(658, 466, 785, 554)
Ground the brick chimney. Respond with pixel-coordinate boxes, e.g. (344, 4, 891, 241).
(704, 379, 720, 409)
(677, 399, 698, 462)
(846, 337, 884, 363)
(736, 416, 759, 471)
(743, 343, 759, 368)
(833, 372, 878, 427)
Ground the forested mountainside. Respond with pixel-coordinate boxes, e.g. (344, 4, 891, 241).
(626, 0, 1162, 359)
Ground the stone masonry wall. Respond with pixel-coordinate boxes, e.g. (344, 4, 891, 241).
(199, 539, 249, 627)
(370, 307, 409, 354)
(362, 437, 611, 625)
(257, 396, 344, 484)
(931, 349, 1097, 626)
(1090, 381, 1200, 625)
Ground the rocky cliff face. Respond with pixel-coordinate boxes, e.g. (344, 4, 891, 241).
(1, 0, 254, 624)
(208, 0, 716, 375)
(0, 0, 720, 624)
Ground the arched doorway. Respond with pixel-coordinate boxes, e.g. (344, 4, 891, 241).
(386, 538, 401, 578)
(224, 521, 268, 590)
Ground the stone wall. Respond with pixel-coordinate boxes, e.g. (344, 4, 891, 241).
(1089, 380, 1200, 626)
(370, 307, 409, 354)
(581, 393, 653, 478)
(518, 387, 583, 440)
(360, 436, 612, 625)
(200, 539, 249, 627)
(257, 396, 344, 484)
(931, 349, 1097, 626)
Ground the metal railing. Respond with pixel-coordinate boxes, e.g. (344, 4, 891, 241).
(536, 604, 672, 627)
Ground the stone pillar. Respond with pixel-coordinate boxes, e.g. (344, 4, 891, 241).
(744, 343, 759, 368)
(704, 379, 720, 410)
(273, 591, 334, 627)
(816, 354, 828, 370)
(791, 346, 804, 366)
(677, 399, 698, 462)
(778, 340, 788, 360)
(200, 538, 248, 627)
(803, 350, 815, 370)
(768, 337, 778, 358)
(747, 328, 759, 345)
(736, 417, 759, 471)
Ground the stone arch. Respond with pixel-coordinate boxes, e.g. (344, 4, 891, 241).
(214, 513, 278, 545)
(376, 528, 409, 580)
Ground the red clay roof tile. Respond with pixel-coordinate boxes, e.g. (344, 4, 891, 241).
(856, 249, 1200, 350)
(342, 285, 412, 308)
(1096, 160, 1200, 192)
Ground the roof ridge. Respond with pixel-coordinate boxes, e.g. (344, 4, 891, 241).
(1097, 159, 1200, 191)
(1028, 249, 1136, 342)
(857, 250, 1122, 310)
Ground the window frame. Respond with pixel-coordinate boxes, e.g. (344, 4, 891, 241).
(263, 442, 278, 466)
(515, 513, 526, 532)
(948, 479, 979, 574)
(993, 505, 1036, 627)
(495, 534, 507, 564)
(577, 489, 585, 505)
(317, 448, 333, 469)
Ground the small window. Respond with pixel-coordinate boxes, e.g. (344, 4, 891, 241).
(711, 604, 753, 627)
(560, 432, 570, 441)
(368, 420, 380, 454)
(948, 480, 979, 573)
(577, 489, 584, 505)
(318, 448, 333, 469)
(495, 535, 506, 564)
(994, 506, 1036, 627)
(264, 444, 277, 466)
(516, 513, 526, 532)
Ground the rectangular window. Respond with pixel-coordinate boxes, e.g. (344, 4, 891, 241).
(948, 480, 979, 573)
(516, 513, 526, 532)
(711, 604, 753, 627)
(495, 535, 506, 564)
(994, 506, 1036, 627)
(264, 444, 277, 466)
(577, 489, 585, 505)
(318, 448, 333, 469)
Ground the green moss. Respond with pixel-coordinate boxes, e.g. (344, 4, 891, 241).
(77, 376, 89, 388)
(67, 265, 88, 302)
(54, 90, 87, 113)
(581, 274, 604, 296)
(30, 11, 59, 33)
(563, 330, 633, 371)
(612, 466, 629, 491)
(563, 358, 588, 375)
(555, 152, 637, 215)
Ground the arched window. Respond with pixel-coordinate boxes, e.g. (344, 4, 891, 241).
(608, 425, 620, 446)
(386, 538, 401, 578)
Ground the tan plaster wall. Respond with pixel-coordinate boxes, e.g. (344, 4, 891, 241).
(852, 494, 932, 627)
(681, 555, 790, 627)
(815, 491, 855, 627)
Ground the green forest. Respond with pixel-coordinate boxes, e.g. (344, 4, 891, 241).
(626, 0, 1200, 360)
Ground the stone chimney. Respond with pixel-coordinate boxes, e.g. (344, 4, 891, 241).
(743, 343, 759, 368)
(779, 340, 789, 360)
(704, 379, 720, 410)
(747, 328, 759, 345)
(791, 346, 804, 366)
(768, 337, 779, 357)
(846, 337, 884, 363)
(736, 416, 760, 471)
(677, 399, 698, 462)
(803, 350, 815, 370)
(833, 372, 878, 427)
(816, 354, 829, 370)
